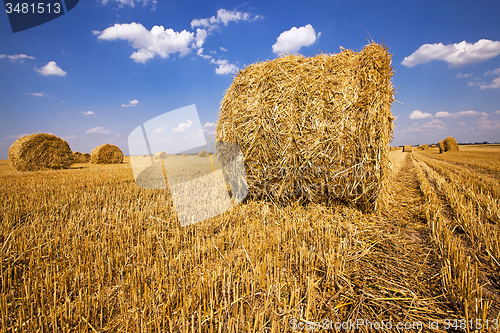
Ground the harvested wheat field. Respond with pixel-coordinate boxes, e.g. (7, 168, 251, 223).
(1, 144, 499, 332)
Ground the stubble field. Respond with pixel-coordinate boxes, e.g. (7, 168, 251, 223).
(1, 146, 499, 332)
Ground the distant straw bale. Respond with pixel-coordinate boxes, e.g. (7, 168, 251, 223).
(431, 144, 436, 148)
(8, 133, 74, 171)
(142, 154, 148, 157)
(216, 42, 395, 212)
(154, 151, 168, 159)
(438, 141, 445, 153)
(72, 151, 88, 163)
(91, 144, 123, 164)
(182, 154, 188, 157)
(443, 137, 459, 152)
(421, 144, 429, 150)
(403, 145, 413, 152)
(198, 150, 209, 157)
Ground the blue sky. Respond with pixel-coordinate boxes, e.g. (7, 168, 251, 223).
(1, 0, 500, 158)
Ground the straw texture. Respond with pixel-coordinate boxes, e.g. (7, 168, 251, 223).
(91, 144, 123, 164)
(443, 137, 459, 152)
(8, 133, 74, 171)
(73, 151, 90, 163)
(198, 150, 209, 157)
(216, 42, 395, 212)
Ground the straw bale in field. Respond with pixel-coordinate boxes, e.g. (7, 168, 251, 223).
(91, 144, 123, 164)
(216, 42, 395, 212)
(198, 150, 209, 157)
(142, 154, 148, 157)
(431, 144, 436, 148)
(154, 151, 168, 159)
(8, 133, 74, 171)
(72, 151, 89, 163)
(420, 144, 429, 150)
(438, 141, 445, 153)
(182, 154, 188, 157)
(443, 137, 459, 152)
(402, 145, 412, 152)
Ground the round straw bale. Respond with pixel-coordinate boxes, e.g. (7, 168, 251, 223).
(443, 137, 459, 152)
(402, 145, 412, 152)
(431, 144, 436, 148)
(198, 150, 209, 157)
(438, 141, 445, 153)
(8, 133, 74, 171)
(154, 151, 168, 159)
(182, 154, 188, 157)
(142, 154, 148, 157)
(72, 151, 88, 163)
(420, 144, 429, 150)
(91, 144, 123, 164)
(216, 42, 395, 212)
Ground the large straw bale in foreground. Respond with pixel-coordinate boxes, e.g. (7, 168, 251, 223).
(216, 43, 395, 212)
(8, 133, 74, 171)
(402, 145, 412, 152)
(91, 144, 123, 164)
(443, 137, 459, 152)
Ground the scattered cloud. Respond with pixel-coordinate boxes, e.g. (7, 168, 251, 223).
(456, 73, 473, 78)
(62, 135, 78, 140)
(196, 48, 212, 59)
(485, 68, 500, 75)
(0, 54, 35, 62)
(401, 39, 500, 68)
(183, 129, 204, 140)
(477, 114, 500, 130)
(122, 99, 139, 107)
(35, 61, 67, 76)
(190, 8, 259, 31)
(456, 110, 487, 117)
(220, 47, 227, 52)
(211, 59, 239, 75)
(272, 24, 321, 54)
(409, 110, 433, 119)
(478, 76, 500, 89)
(173, 120, 193, 133)
(459, 122, 466, 126)
(97, 23, 205, 63)
(495, 110, 500, 114)
(26, 92, 45, 97)
(81, 111, 95, 116)
(86, 127, 111, 134)
(152, 126, 168, 134)
(402, 119, 445, 133)
(202, 122, 216, 135)
(99, 0, 156, 9)
(3, 133, 30, 141)
(435, 111, 454, 118)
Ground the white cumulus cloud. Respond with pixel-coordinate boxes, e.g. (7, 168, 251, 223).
(484, 68, 500, 75)
(86, 127, 111, 134)
(409, 110, 433, 119)
(100, 0, 156, 9)
(97, 23, 205, 63)
(122, 99, 139, 107)
(479, 76, 500, 89)
(401, 39, 500, 68)
(35, 61, 67, 76)
(435, 111, 453, 118)
(456, 73, 473, 78)
(81, 111, 95, 116)
(272, 24, 321, 54)
(173, 120, 193, 133)
(211, 59, 239, 75)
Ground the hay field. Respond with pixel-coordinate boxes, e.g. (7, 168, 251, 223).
(1, 147, 500, 332)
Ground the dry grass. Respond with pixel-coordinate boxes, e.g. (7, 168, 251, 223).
(0, 154, 469, 332)
(216, 42, 395, 213)
(8, 133, 73, 171)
